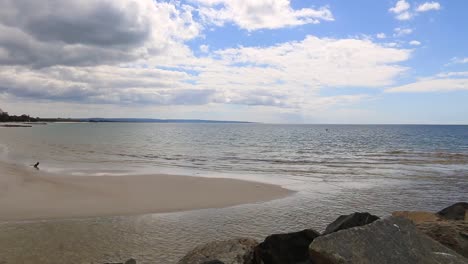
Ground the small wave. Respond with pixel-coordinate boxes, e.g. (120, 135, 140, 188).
(386, 150, 408, 155)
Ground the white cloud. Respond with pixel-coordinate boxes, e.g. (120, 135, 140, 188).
(409, 40, 421, 46)
(389, 0, 410, 13)
(386, 73, 468, 93)
(385, 42, 400, 48)
(195, 36, 410, 108)
(450, 57, 468, 64)
(394, 27, 413, 37)
(436, 71, 468, 78)
(376, 33, 387, 39)
(199, 44, 210, 53)
(396, 11, 412, 20)
(389, 1, 441, 21)
(416, 2, 441, 12)
(387, 79, 468, 93)
(0, 35, 411, 110)
(389, 0, 412, 20)
(193, 0, 334, 30)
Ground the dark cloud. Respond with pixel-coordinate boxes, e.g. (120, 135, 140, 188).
(0, 82, 98, 102)
(0, 29, 140, 67)
(0, 64, 214, 106)
(0, 0, 154, 67)
(23, 1, 150, 47)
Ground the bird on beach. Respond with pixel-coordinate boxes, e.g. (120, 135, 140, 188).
(33, 162, 39, 169)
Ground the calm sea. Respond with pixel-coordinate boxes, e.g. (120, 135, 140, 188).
(0, 123, 467, 263)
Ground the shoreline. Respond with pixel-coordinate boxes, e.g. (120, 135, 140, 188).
(0, 161, 292, 222)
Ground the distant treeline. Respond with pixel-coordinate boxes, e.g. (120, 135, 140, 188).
(0, 111, 40, 122)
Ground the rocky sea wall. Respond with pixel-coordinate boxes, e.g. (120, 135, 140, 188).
(113, 202, 468, 264)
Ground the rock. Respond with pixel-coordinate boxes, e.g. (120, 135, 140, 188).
(178, 238, 258, 264)
(417, 220, 468, 258)
(392, 211, 441, 223)
(254, 229, 320, 264)
(201, 261, 225, 264)
(125, 259, 137, 264)
(105, 259, 136, 264)
(309, 216, 467, 264)
(438, 202, 468, 221)
(394, 211, 468, 258)
(322, 212, 379, 235)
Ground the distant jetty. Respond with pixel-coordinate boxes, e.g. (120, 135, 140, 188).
(0, 124, 32, 128)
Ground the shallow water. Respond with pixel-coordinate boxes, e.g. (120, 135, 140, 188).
(0, 123, 467, 263)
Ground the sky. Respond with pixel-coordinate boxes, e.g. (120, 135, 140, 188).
(0, 0, 467, 124)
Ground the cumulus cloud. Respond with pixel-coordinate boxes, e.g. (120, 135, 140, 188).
(0, 0, 201, 67)
(389, 1, 441, 21)
(389, 0, 412, 20)
(386, 79, 468, 93)
(409, 40, 421, 46)
(193, 0, 334, 30)
(386, 72, 468, 93)
(435, 71, 468, 78)
(376, 33, 387, 39)
(0, 35, 411, 109)
(416, 2, 441, 12)
(449, 57, 468, 64)
(199, 44, 210, 53)
(0, 65, 214, 105)
(389, 0, 410, 13)
(394, 27, 413, 37)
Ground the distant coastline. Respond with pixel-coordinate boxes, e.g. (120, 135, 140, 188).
(83, 118, 254, 124)
(0, 110, 253, 124)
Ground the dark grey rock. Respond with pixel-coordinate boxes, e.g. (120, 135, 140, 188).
(201, 261, 225, 264)
(178, 238, 258, 264)
(438, 202, 468, 221)
(254, 229, 320, 264)
(322, 212, 379, 235)
(105, 259, 136, 264)
(125, 258, 137, 264)
(310, 216, 467, 264)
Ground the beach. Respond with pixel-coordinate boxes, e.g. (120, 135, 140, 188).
(0, 161, 291, 221)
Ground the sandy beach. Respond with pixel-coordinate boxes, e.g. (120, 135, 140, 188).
(0, 161, 291, 221)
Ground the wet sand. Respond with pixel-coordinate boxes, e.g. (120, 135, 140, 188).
(0, 162, 291, 221)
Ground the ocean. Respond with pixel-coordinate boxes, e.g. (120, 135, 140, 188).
(0, 123, 467, 263)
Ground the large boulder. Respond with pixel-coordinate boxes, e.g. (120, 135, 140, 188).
(105, 259, 137, 264)
(394, 210, 468, 258)
(309, 216, 467, 264)
(322, 212, 380, 235)
(125, 259, 137, 264)
(437, 202, 468, 221)
(178, 238, 258, 264)
(417, 220, 468, 258)
(254, 229, 320, 264)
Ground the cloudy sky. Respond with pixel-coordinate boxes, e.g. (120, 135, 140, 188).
(0, 0, 467, 123)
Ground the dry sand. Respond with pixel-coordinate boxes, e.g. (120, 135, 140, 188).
(0, 162, 291, 221)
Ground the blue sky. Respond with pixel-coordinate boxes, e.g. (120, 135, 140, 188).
(0, 0, 467, 123)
